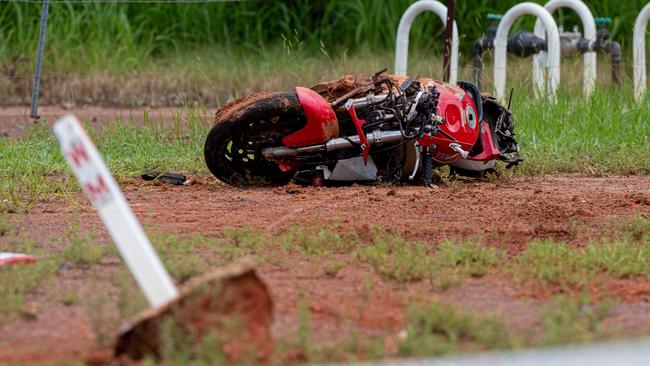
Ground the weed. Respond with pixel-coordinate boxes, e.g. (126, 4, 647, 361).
(538, 295, 615, 346)
(0, 212, 15, 236)
(324, 260, 345, 278)
(61, 291, 78, 306)
(152, 317, 227, 366)
(513, 238, 650, 288)
(151, 233, 210, 283)
(60, 223, 107, 266)
(361, 233, 431, 282)
(398, 301, 516, 356)
(308, 330, 386, 363)
(220, 227, 267, 257)
(282, 225, 361, 256)
(361, 235, 503, 286)
(432, 240, 504, 278)
(619, 213, 650, 242)
(114, 269, 147, 319)
(0, 261, 56, 317)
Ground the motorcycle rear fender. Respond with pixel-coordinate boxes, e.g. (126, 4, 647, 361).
(282, 87, 339, 148)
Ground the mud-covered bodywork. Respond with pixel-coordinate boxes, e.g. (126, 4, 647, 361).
(204, 72, 521, 187)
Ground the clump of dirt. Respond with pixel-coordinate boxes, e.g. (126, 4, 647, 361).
(214, 92, 277, 125)
(115, 258, 273, 364)
(311, 74, 370, 102)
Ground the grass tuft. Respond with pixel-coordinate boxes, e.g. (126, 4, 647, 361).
(539, 296, 615, 346)
(60, 223, 108, 266)
(399, 301, 516, 356)
(513, 238, 650, 288)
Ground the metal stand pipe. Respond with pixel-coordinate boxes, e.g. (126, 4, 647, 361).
(533, 0, 596, 97)
(30, 0, 50, 121)
(395, 0, 458, 84)
(494, 3, 560, 102)
(634, 3, 650, 101)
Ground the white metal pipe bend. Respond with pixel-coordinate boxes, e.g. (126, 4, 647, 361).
(494, 2, 561, 102)
(395, 0, 458, 84)
(634, 3, 650, 102)
(533, 0, 596, 97)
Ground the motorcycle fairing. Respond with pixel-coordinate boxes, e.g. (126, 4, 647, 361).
(282, 87, 339, 148)
(421, 81, 480, 163)
(467, 120, 501, 162)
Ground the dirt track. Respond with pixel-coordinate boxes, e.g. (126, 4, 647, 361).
(1, 174, 649, 364)
(130, 174, 649, 249)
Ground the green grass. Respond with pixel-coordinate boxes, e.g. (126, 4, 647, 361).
(0, 260, 56, 317)
(1, 57, 648, 214)
(152, 232, 213, 283)
(539, 295, 615, 346)
(0, 221, 642, 363)
(361, 234, 504, 286)
(60, 222, 109, 266)
(399, 301, 517, 356)
(2, 0, 649, 107)
(0, 0, 644, 72)
(398, 295, 616, 357)
(0, 108, 210, 212)
(513, 235, 650, 288)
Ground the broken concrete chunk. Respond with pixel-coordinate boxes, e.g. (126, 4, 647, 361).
(114, 258, 273, 363)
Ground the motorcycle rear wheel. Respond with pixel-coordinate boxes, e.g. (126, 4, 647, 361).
(204, 92, 306, 186)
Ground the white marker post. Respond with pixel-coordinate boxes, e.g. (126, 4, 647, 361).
(53, 115, 179, 307)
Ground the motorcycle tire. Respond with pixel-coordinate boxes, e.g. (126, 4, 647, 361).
(204, 92, 306, 186)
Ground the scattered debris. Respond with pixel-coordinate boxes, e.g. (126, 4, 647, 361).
(115, 257, 273, 363)
(284, 183, 304, 194)
(0, 252, 36, 266)
(141, 170, 187, 185)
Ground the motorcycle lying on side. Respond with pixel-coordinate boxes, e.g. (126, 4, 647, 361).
(204, 69, 522, 187)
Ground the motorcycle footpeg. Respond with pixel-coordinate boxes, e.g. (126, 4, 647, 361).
(449, 143, 470, 159)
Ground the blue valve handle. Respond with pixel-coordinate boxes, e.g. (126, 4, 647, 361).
(487, 13, 504, 20)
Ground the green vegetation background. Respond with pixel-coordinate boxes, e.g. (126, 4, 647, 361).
(1, 0, 647, 69)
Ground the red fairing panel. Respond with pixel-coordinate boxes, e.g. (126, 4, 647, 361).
(282, 87, 339, 148)
(468, 121, 501, 162)
(420, 81, 480, 164)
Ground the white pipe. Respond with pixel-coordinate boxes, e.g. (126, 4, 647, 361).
(395, 0, 458, 84)
(533, 0, 597, 97)
(494, 3, 561, 102)
(634, 3, 650, 102)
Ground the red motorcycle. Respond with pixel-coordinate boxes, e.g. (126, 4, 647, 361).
(204, 69, 522, 186)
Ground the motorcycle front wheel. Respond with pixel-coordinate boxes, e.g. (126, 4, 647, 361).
(204, 92, 306, 186)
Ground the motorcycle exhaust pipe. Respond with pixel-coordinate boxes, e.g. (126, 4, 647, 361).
(262, 130, 404, 159)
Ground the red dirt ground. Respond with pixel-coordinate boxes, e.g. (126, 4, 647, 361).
(1, 174, 649, 364)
